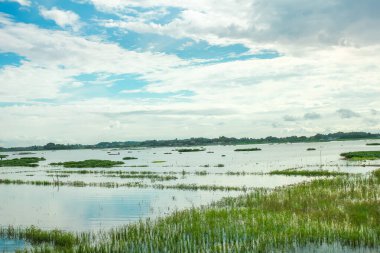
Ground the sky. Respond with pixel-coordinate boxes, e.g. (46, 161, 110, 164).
(0, 0, 379, 147)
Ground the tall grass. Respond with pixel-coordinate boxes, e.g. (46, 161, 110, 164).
(2, 169, 379, 252)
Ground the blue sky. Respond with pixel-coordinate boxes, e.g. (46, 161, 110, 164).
(0, 0, 379, 146)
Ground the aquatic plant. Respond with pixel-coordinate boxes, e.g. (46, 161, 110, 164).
(49, 159, 124, 168)
(340, 151, 380, 161)
(3, 169, 379, 252)
(0, 157, 45, 167)
(175, 148, 206, 152)
(0, 154, 8, 160)
(152, 160, 166, 163)
(234, 147, 262, 151)
(307, 148, 316, 151)
(366, 143, 380, 146)
(123, 157, 138, 160)
(269, 169, 350, 177)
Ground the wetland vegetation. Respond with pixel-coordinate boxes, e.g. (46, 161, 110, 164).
(1, 168, 379, 252)
(234, 147, 261, 152)
(340, 151, 380, 161)
(175, 148, 205, 152)
(0, 157, 45, 167)
(49, 160, 124, 168)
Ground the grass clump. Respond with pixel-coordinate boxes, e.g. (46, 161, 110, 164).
(152, 160, 166, 163)
(176, 148, 205, 152)
(340, 151, 380, 161)
(0, 154, 8, 160)
(366, 143, 380, 146)
(49, 159, 124, 168)
(307, 148, 316, 151)
(123, 157, 138, 160)
(0, 157, 45, 167)
(269, 169, 350, 177)
(234, 147, 262, 151)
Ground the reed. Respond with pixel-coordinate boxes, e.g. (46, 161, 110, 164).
(3, 169, 379, 252)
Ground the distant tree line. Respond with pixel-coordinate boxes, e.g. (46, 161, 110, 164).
(1, 132, 379, 152)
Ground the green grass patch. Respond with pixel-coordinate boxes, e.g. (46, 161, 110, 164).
(269, 169, 349, 177)
(0, 154, 8, 160)
(340, 151, 380, 161)
(234, 147, 262, 151)
(366, 143, 380, 146)
(123, 157, 138, 160)
(152, 160, 166, 163)
(49, 159, 124, 168)
(0, 157, 45, 167)
(176, 148, 205, 152)
(307, 148, 316, 151)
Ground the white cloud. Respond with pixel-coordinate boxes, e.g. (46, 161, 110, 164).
(0, 0, 30, 6)
(0, 14, 185, 102)
(1, 2, 380, 145)
(93, 0, 380, 53)
(39, 7, 81, 31)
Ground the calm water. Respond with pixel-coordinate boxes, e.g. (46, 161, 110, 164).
(0, 140, 378, 234)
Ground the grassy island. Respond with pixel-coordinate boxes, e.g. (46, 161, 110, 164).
(49, 159, 124, 168)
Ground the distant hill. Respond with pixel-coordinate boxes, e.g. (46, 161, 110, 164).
(1, 131, 379, 152)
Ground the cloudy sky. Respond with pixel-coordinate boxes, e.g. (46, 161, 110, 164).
(0, 0, 379, 147)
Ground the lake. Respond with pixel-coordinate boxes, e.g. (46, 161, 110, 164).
(0, 140, 378, 235)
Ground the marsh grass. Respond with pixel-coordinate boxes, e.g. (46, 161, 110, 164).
(175, 148, 205, 152)
(234, 147, 261, 151)
(50, 160, 124, 168)
(269, 169, 350, 177)
(341, 151, 380, 161)
(0, 154, 9, 160)
(152, 160, 166, 163)
(0, 157, 45, 167)
(3, 169, 379, 252)
(122, 157, 138, 160)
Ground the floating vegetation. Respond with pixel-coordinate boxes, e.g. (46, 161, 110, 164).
(269, 169, 350, 177)
(0, 154, 8, 160)
(221, 154, 226, 157)
(0, 157, 45, 167)
(340, 151, 380, 161)
(15, 152, 36, 155)
(164, 152, 172, 154)
(234, 147, 262, 151)
(207, 151, 214, 153)
(152, 160, 166, 163)
(127, 165, 149, 168)
(214, 164, 224, 167)
(175, 148, 205, 152)
(122, 157, 138, 160)
(49, 160, 124, 168)
(47, 174, 70, 178)
(3, 169, 379, 252)
(195, 170, 208, 176)
(366, 143, 380, 146)
(0, 178, 246, 191)
(307, 148, 316, 151)
(199, 164, 210, 168)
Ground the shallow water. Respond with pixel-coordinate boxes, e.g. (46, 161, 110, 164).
(0, 140, 378, 233)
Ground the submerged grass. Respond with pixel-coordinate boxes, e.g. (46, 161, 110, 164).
(269, 169, 350, 177)
(0, 157, 45, 167)
(341, 151, 380, 161)
(49, 160, 124, 168)
(3, 169, 379, 252)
